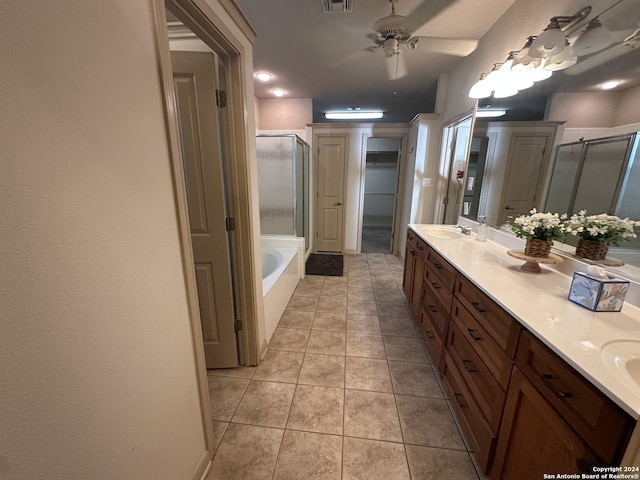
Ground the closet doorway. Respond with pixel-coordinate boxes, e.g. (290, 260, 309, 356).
(360, 137, 402, 253)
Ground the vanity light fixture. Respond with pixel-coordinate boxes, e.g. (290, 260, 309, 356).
(511, 37, 543, 72)
(271, 88, 286, 97)
(529, 7, 592, 59)
(468, 74, 492, 99)
(600, 80, 622, 90)
(544, 39, 578, 71)
(325, 111, 384, 119)
(255, 72, 273, 82)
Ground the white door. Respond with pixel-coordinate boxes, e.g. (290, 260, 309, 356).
(171, 51, 238, 368)
(499, 135, 549, 225)
(316, 135, 347, 253)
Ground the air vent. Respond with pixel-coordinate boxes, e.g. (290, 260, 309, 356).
(321, 0, 353, 14)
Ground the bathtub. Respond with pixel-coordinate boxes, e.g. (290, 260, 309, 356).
(260, 240, 304, 344)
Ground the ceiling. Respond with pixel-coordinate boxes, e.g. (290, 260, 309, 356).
(235, 0, 640, 124)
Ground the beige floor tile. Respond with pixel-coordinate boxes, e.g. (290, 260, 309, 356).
(321, 283, 349, 297)
(294, 284, 322, 298)
(347, 299, 379, 316)
(383, 335, 428, 363)
(272, 430, 343, 480)
(313, 311, 347, 331)
(268, 327, 310, 352)
(388, 361, 444, 398)
(287, 385, 344, 435)
(344, 389, 402, 442)
(287, 295, 319, 312)
(346, 333, 386, 359)
(395, 395, 466, 450)
(208, 376, 250, 421)
(299, 275, 325, 287)
(348, 277, 373, 288)
(347, 288, 375, 301)
(253, 350, 303, 383)
(376, 302, 411, 318)
(342, 437, 410, 480)
(346, 314, 381, 335)
(306, 330, 346, 356)
(298, 353, 345, 388)
(405, 445, 480, 479)
(278, 310, 315, 329)
(372, 278, 398, 290)
(374, 290, 405, 304)
(212, 421, 228, 452)
(209, 423, 283, 480)
(317, 296, 348, 313)
(208, 366, 256, 379)
(232, 380, 296, 428)
(345, 357, 392, 392)
(379, 316, 418, 337)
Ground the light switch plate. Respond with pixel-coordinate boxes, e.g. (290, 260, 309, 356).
(422, 178, 432, 187)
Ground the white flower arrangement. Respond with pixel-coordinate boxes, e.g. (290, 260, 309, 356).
(566, 211, 640, 245)
(510, 209, 568, 244)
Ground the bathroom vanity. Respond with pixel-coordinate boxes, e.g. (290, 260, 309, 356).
(403, 225, 640, 479)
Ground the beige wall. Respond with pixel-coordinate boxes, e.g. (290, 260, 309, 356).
(0, 2, 208, 479)
(257, 98, 312, 131)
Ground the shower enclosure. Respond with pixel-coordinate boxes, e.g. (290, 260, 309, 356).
(256, 134, 310, 250)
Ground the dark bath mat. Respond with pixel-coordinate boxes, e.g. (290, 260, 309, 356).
(305, 254, 344, 276)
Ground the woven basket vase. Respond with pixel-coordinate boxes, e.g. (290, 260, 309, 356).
(524, 239, 551, 258)
(575, 238, 608, 261)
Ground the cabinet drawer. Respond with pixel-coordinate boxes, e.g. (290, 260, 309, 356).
(415, 236, 427, 259)
(421, 286, 450, 342)
(419, 308, 445, 369)
(454, 275, 520, 358)
(424, 265, 453, 312)
(451, 299, 513, 390)
(516, 332, 634, 464)
(447, 321, 506, 433)
(406, 229, 417, 249)
(425, 247, 456, 290)
(442, 352, 496, 473)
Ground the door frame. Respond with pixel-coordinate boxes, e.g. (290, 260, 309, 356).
(357, 133, 408, 255)
(313, 133, 349, 253)
(150, 0, 260, 468)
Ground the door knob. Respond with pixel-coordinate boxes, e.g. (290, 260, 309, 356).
(505, 205, 515, 210)
(333, 202, 343, 206)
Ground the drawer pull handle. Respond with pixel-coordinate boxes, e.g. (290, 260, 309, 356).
(541, 373, 572, 399)
(428, 305, 438, 314)
(466, 328, 481, 341)
(431, 282, 440, 290)
(471, 301, 486, 313)
(432, 262, 443, 270)
(425, 330, 434, 339)
(417, 244, 425, 250)
(454, 393, 467, 408)
(462, 359, 475, 373)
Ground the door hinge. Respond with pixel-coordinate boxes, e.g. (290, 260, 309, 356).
(225, 217, 236, 231)
(443, 197, 449, 205)
(234, 319, 242, 332)
(216, 89, 227, 108)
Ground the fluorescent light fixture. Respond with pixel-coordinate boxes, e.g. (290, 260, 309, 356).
(255, 72, 272, 82)
(325, 111, 384, 120)
(476, 109, 507, 118)
(600, 80, 622, 90)
(271, 88, 286, 97)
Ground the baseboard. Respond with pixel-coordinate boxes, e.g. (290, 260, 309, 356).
(344, 249, 358, 255)
(193, 450, 212, 480)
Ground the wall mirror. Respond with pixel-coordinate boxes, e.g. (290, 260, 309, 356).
(457, 0, 640, 279)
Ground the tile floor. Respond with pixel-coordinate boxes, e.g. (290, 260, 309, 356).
(207, 253, 484, 480)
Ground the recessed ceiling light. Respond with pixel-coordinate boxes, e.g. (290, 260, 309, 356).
(325, 111, 384, 120)
(271, 88, 286, 97)
(255, 72, 272, 82)
(476, 109, 507, 118)
(600, 80, 622, 90)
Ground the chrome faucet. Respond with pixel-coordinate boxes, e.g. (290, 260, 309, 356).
(455, 225, 472, 235)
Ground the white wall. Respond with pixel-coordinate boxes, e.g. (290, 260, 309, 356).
(0, 2, 208, 479)
(257, 98, 312, 131)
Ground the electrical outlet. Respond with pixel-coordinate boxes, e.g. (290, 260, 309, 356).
(422, 178, 432, 187)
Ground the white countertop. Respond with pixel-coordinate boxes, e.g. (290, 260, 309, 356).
(410, 224, 640, 419)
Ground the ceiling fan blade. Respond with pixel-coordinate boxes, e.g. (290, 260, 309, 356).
(410, 37, 478, 56)
(403, 0, 457, 33)
(330, 48, 371, 68)
(385, 54, 408, 80)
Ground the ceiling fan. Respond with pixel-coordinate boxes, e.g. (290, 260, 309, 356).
(367, 0, 478, 79)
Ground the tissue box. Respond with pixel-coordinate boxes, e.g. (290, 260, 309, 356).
(568, 272, 629, 312)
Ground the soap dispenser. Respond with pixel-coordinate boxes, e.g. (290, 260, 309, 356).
(477, 215, 488, 242)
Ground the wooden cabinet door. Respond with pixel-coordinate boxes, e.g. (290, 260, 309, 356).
(491, 368, 601, 480)
(402, 243, 414, 301)
(410, 255, 424, 316)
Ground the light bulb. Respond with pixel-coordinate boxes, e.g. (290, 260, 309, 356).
(529, 22, 566, 58)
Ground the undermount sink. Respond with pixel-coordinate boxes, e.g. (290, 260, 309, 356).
(601, 340, 640, 387)
(419, 227, 465, 240)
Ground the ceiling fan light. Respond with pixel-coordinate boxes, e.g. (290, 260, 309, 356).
(572, 19, 613, 56)
(383, 37, 400, 57)
(529, 22, 566, 58)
